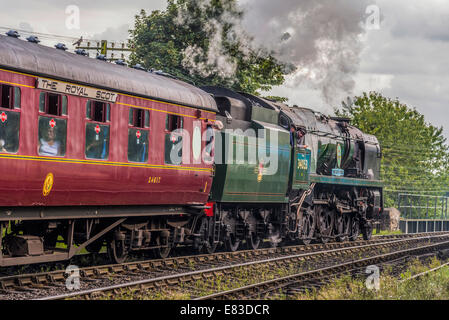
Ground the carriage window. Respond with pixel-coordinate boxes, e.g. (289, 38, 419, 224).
(86, 100, 110, 122)
(85, 123, 110, 160)
(165, 115, 183, 165)
(14, 87, 21, 109)
(165, 133, 182, 165)
(128, 129, 149, 163)
(129, 108, 149, 128)
(38, 92, 67, 157)
(128, 108, 149, 163)
(62, 96, 68, 115)
(86, 101, 91, 119)
(0, 110, 20, 153)
(38, 117, 67, 156)
(166, 114, 183, 132)
(39, 92, 66, 116)
(39, 92, 46, 112)
(48, 94, 59, 115)
(85, 99, 110, 160)
(279, 115, 289, 130)
(0, 84, 19, 109)
(0, 85, 20, 153)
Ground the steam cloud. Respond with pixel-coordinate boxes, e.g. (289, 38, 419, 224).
(176, 0, 372, 105)
(241, 0, 372, 104)
(176, 0, 245, 80)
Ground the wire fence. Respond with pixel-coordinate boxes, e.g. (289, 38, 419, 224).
(395, 193, 449, 220)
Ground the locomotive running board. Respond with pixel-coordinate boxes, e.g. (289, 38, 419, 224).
(310, 174, 383, 188)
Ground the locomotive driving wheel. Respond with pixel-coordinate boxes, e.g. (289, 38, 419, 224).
(317, 206, 335, 244)
(335, 213, 351, 242)
(334, 213, 344, 242)
(247, 232, 261, 250)
(362, 221, 374, 241)
(349, 216, 360, 241)
(298, 207, 316, 245)
(338, 214, 351, 242)
(226, 233, 241, 252)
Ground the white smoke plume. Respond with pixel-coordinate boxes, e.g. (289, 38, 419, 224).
(175, 0, 372, 104)
(241, 0, 372, 104)
(175, 0, 244, 80)
(181, 19, 238, 79)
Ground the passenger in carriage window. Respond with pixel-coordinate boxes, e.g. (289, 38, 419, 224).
(85, 124, 109, 160)
(38, 127, 61, 156)
(38, 116, 67, 157)
(0, 111, 20, 154)
(0, 125, 17, 152)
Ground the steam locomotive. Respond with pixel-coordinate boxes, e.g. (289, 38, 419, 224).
(0, 32, 382, 267)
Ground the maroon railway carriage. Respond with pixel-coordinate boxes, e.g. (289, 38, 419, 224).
(0, 34, 218, 266)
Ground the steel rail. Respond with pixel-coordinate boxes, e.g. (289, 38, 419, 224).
(36, 233, 449, 300)
(0, 232, 428, 291)
(196, 238, 449, 300)
(246, 255, 415, 299)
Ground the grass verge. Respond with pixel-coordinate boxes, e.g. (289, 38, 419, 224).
(295, 257, 449, 300)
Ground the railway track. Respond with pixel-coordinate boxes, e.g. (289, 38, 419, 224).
(0, 232, 415, 299)
(24, 232, 449, 300)
(197, 246, 446, 300)
(271, 254, 416, 298)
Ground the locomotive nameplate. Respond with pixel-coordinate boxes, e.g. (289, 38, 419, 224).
(36, 78, 118, 103)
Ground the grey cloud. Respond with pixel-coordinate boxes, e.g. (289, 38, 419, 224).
(353, 5, 449, 138)
(92, 24, 131, 41)
(377, 0, 449, 42)
(360, 29, 449, 76)
(0, 0, 167, 40)
(0, 0, 167, 11)
(382, 74, 449, 138)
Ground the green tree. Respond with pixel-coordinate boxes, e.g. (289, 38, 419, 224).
(337, 92, 449, 208)
(129, 0, 286, 94)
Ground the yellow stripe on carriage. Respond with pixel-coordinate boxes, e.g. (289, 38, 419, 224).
(0, 154, 213, 173)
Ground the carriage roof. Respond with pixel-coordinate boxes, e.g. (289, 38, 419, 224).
(0, 35, 218, 113)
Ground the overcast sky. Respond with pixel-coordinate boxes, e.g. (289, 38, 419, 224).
(1, 0, 448, 138)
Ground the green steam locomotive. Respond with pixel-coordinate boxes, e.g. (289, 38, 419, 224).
(199, 87, 383, 252)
